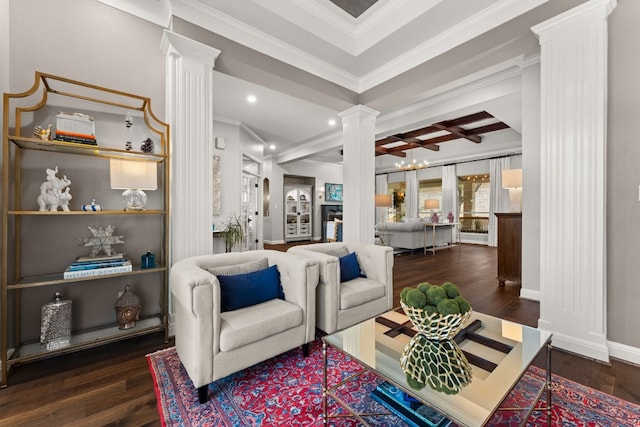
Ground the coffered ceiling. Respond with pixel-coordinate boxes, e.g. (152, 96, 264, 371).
(96, 0, 587, 167)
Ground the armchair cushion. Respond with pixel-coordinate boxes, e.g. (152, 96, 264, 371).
(218, 264, 284, 312)
(340, 277, 386, 309)
(339, 252, 363, 282)
(219, 299, 303, 352)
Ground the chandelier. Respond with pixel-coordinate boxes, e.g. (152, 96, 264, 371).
(395, 150, 429, 171)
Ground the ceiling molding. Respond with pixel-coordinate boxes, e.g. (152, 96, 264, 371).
(358, 0, 548, 91)
(376, 55, 526, 134)
(94, 0, 172, 27)
(97, 0, 549, 93)
(171, 0, 362, 91)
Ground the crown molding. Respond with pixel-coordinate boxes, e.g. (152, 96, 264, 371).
(95, 0, 548, 93)
(94, 0, 172, 27)
(171, 0, 361, 91)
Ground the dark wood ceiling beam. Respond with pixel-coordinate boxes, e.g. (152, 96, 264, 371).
(433, 124, 482, 143)
(376, 146, 406, 157)
(374, 111, 511, 157)
(438, 111, 493, 127)
(469, 122, 510, 134)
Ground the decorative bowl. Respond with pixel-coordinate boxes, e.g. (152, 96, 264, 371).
(400, 301, 472, 340)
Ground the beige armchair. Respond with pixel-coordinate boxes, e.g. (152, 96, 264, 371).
(170, 250, 318, 403)
(287, 242, 393, 334)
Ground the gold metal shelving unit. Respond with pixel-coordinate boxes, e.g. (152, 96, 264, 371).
(1, 72, 170, 387)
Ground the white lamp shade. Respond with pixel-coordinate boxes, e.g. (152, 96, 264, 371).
(502, 169, 522, 189)
(375, 194, 392, 207)
(110, 159, 157, 190)
(424, 199, 439, 209)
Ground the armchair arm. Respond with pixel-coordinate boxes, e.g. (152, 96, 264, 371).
(169, 256, 221, 388)
(263, 250, 319, 342)
(345, 242, 394, 287)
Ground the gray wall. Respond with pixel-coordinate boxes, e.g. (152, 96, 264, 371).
(4, 0, 167, 341)
(607, 0, 640, 348)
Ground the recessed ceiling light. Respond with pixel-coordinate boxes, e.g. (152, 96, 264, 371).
(328, 119, 336, 126)
(247, 95, 257, 103)
(269, 144, 276, 150)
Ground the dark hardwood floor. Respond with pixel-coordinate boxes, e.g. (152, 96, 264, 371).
(0, 243, 638, 426)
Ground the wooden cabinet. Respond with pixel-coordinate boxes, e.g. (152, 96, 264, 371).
(284, 185, 312, 241)
(1, 72, 169, 386)
(495, 213, 522, 286)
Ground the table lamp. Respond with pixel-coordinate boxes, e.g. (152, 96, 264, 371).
(375, 194, 392, 207)
(502, 168, 522, 213)
(110, 159, 157, 211)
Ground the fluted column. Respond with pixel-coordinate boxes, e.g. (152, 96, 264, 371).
(532, 0, 616, 361)
(161, 31, 220, 263)
(339, 105, 379, 244)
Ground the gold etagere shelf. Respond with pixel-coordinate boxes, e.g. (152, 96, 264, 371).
(1, 72, 170, 387)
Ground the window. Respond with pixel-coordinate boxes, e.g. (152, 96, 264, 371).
(458, 174, 490, 233)
(418, 179, 442, 218)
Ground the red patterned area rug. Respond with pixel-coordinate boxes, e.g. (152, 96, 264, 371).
(148, 341, 640, 426)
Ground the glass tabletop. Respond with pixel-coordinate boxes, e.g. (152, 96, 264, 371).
(322, 309, 552, 426)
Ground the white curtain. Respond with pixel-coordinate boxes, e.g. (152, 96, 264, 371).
(441, 165, 458, 240)
(488, 157, 511, 247)
(405, 170, 418, 219)
(375, 174, 388, 225)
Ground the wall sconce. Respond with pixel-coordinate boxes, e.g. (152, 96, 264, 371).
(110, 159, 157, 211)
(502, 168, 522, 213)
(375, 194, 392, 207)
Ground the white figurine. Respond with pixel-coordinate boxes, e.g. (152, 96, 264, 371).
(37, 166, 72, 211)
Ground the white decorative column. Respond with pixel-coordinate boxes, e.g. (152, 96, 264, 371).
(532, 0, 616, 361)
(161, 31, 220, 263)
(339, 105, 379, 244)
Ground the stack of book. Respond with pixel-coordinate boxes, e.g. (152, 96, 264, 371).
(55, 112, 97, 145)
(370, 382, 452, 427)
(63, 253, 131, 279)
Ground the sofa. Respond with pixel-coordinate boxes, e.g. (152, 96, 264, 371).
(170, 250, 319, 403)
(375, 220, 454, 250)
(375, 221, 425, 250)
(287, 242, 393, 334)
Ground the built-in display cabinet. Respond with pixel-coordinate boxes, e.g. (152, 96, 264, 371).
(284, 185, 312, 241)
(1, 72, 170, 386)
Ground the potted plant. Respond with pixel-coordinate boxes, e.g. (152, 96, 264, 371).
(219, 213, 245, 252)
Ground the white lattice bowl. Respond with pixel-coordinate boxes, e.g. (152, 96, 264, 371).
(400, 301, 472, 340)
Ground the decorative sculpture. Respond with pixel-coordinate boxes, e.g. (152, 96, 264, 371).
(33, 124, 52, 140)
(125, 112, 133, 151)
(114, 284, 141, 330)
(37, 166, 72, 211)
(140, 137, 153, 153)
(81, 199, 103, 211)
(80, 225, 125, 257)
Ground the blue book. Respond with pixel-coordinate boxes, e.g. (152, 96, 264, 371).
(370, 382, 451, 427)
(68, 259, 129, 271)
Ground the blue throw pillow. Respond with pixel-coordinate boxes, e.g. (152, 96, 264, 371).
(339, 252, 362, 283)
(218, 264, 284, 312)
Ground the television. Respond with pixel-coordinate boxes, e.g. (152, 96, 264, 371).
(325, 183, 343, 202)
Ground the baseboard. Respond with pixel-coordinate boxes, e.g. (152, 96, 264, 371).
(519, 289, 540, 301)
(264, 239, 285, 245)
(538, 324, 610, 362)
(608, 341, 640, 366)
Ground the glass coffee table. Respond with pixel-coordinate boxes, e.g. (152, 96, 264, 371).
(322, 309, 552, 426)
